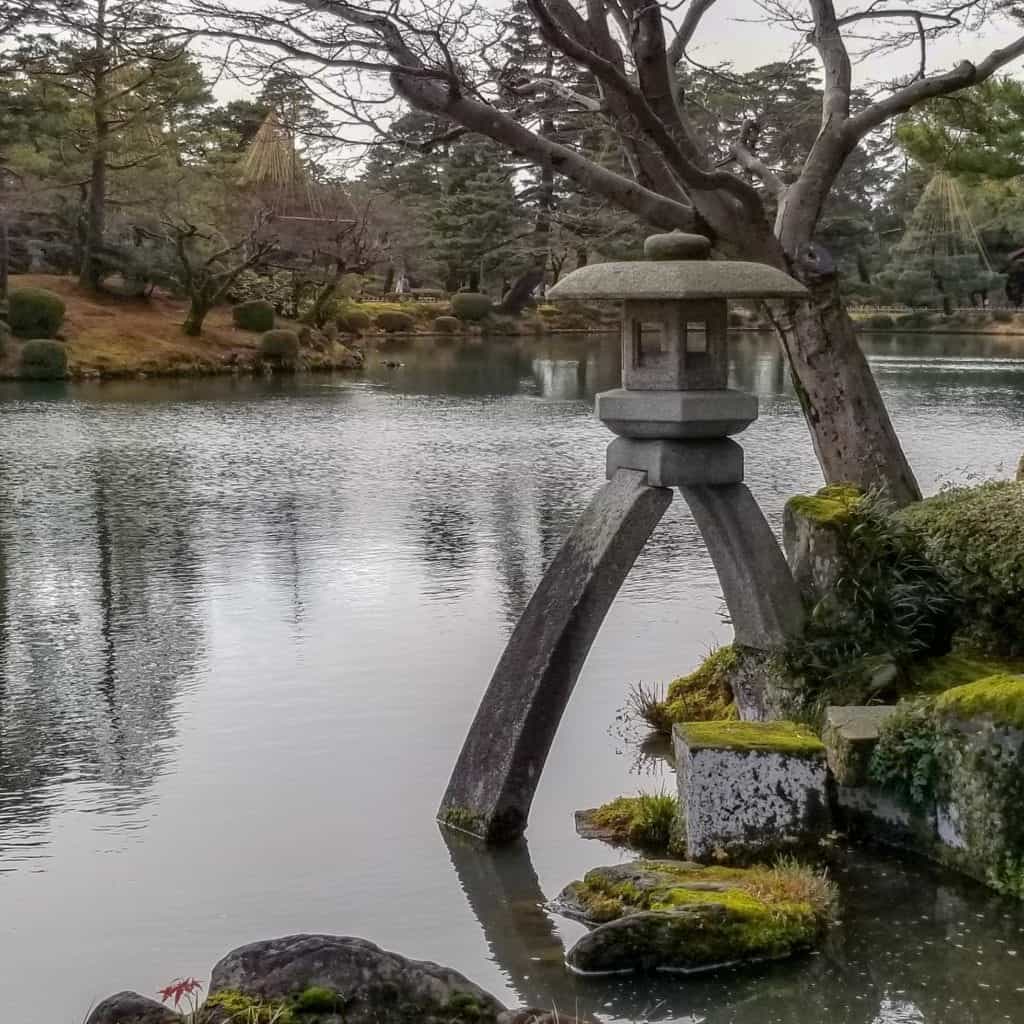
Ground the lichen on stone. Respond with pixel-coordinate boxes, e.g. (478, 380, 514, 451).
(934, 673, 1024, 729)
(785, 484, 862, 527)
(678, 720, 825, 757)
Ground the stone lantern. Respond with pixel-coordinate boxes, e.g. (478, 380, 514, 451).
(440, 232, 810, 846)
(547, 230, 808, 485)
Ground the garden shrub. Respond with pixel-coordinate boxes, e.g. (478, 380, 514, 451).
(375, 310, 415, 333)
(8, 287, 65, 338)
(451, 292, 493, 322)
(433, 315, 460, 334)
(895, 311, 932, 329)
(784, 487, 956, 709)
(232, 299, 275, 332)
(259, 329, 300, 368)
(865, 314, 894, 329)
(337, 308, 371, 334)
(898, 481, 1024, 655)
(993, 309, 1014, 322)
(20, 338, 67, 379)
(869, 698, 944, 807)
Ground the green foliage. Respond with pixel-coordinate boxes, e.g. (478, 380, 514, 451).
(232, 300, 275, 332)
(864, 313, 894, 329)
(898, 481, 1024, 655)
(202, 989, 295, 1023)
(0, 320, 9, 356)
(870, 699, 944, 806)
(259, 329, 300, 367)
(19, 339, 67, 379)
(375, 310, 415, 333)
(432, 315, 460, 334)
(785, 488, 955, 708)
(911, 653, 1024, 693)
(629, 645, 738, 735)
(587, 793, 681, 852)
(8, 287, 65, 338)
(336, 307, 371, 333)
(450, 292, 493, 322)
(993, 309, 1014, 322)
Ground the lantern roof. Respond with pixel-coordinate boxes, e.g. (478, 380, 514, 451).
(548, 232, 808, 302)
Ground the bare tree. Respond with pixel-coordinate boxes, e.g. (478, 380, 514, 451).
(166, 217, 278, 335)
(181, 2, 1024, 500)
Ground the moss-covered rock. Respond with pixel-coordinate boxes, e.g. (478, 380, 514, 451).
(632, 646, 738, 735)
(555, 859, 834, 974)
(898, 481, 1024, 655)
(575, 793, 683, 854)
(206, 935, 504, 1024)
(910, 652, 1024, 694)
(679, 720, 825, 757)
(869, 676, 1024, 895)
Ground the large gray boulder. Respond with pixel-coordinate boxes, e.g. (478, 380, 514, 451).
(206, 934, 506, 1024)
(85, 992, 178, 1024)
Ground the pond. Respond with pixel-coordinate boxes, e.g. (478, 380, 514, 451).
(1, 331, 1024, 1023)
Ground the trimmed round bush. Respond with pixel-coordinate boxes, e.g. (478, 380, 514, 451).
(337, 308, 371, 334)
(433, 315, 460, 335)
(451, 292, 493, 322)
(232, 299, 275, 332)
(20, 338, 67, 379)
(259, 328, 300, 367)
(8, 287, 65, 338)
(376, 310, 415, 333)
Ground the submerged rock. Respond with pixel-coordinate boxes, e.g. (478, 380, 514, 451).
(85, 992, 178, 1024)
(205, 934, 506, 1023)
(555, 860, 834, 975)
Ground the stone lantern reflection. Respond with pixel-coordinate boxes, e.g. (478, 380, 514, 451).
(440, 233, 810, 845)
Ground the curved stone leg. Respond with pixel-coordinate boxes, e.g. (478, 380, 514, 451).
(440, 469, 673, 844)
(680, 483, 805, 649)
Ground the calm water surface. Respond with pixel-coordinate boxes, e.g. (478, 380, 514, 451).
(2, 331, 1024, 1023)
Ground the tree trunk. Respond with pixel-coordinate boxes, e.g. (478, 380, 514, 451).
(499, 268, 545, 315)
(79, 0, 109, 291)
(183, 296, 210, 337)
(772, 277, 921, 506)
(0, 213, 8, 304)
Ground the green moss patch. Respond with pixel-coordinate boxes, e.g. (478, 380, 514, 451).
(630, 646, 738, 735)
(910, 653, 1024, 693)
(935, 674, 1024, 729)
(203, 989, 296, 1023)
(786, 484, 862, 527)
(578, 793, 682, 853)
(679, 720, 825, 757)
(559, 858, 835, 967)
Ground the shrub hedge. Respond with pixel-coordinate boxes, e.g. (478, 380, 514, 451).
(376, 310, 415, 333)
(20, 338, 68, 379)
(451, 292, 493, 322)
(8, 287, 66, 338)
(337, 308, 372, 334)
(259, 329, 300, 367)
(232, 299, 275, 332)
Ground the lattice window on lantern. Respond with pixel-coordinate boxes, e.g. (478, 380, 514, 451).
(634, 321, 671, 369)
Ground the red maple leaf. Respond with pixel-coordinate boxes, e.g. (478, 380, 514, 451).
(158, 978, 203, 1007)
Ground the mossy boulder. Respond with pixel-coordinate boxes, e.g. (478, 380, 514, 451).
(575, 793, 683, 854)
(375, 310, 415, 333)
(898, 481, 1024, 655)
(870, 675, 1024, 895)
(451, 292, 493, 322)
(204, 935, 505, 1024)
(8, 286, 65, 338)
(20, 338, 67, 379)
(555, 860, 835, 974)
(259, 329, 300, 369)
(232, 299, 275, 332)
(783, 484, 861, 603)
(635, 646, 738, 735)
